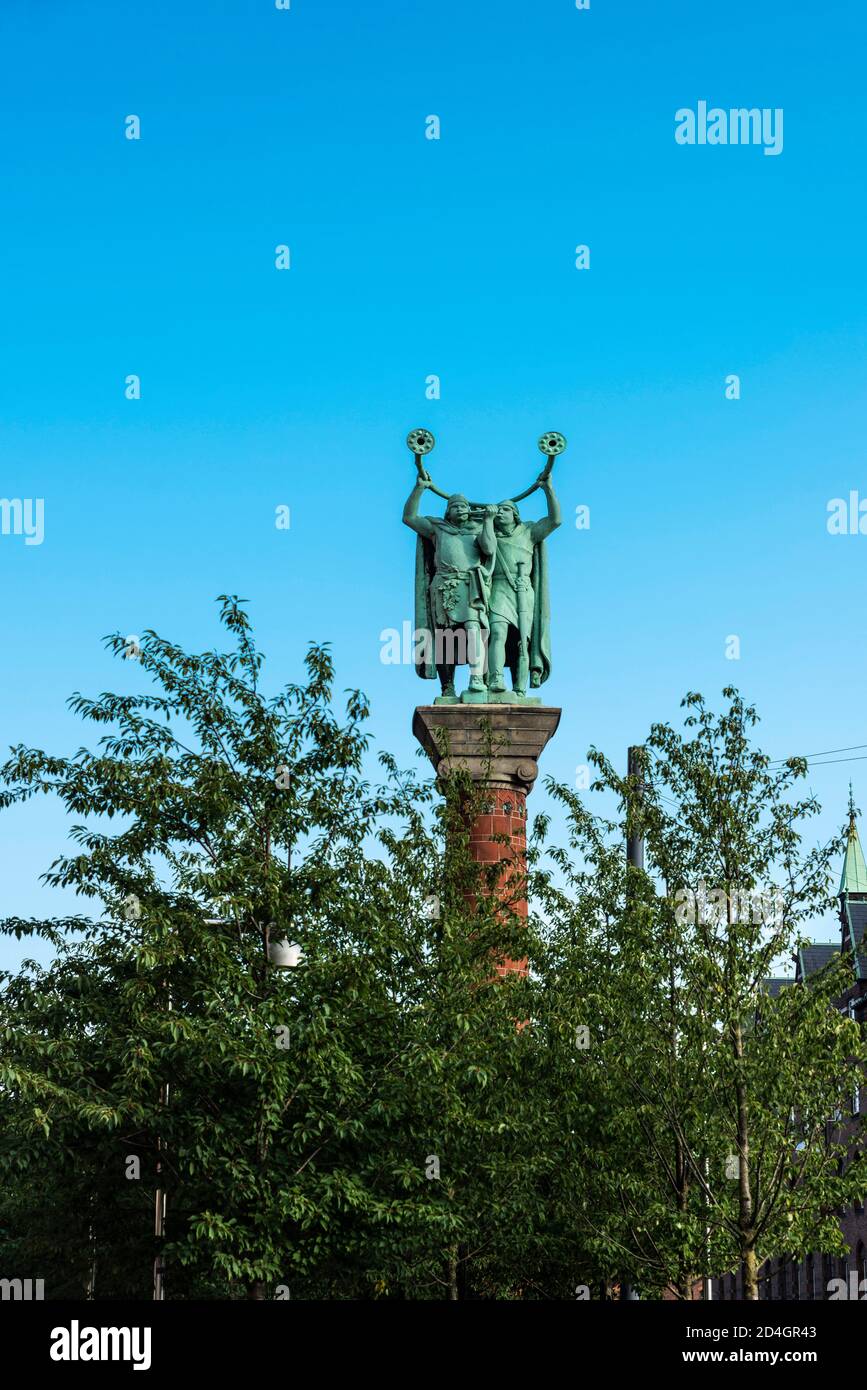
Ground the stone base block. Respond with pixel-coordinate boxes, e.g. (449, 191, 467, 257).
(413, 703, 561, 793)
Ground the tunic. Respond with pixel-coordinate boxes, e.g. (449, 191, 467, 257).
(489, 523, 535, 635)
(428, 520, 491, 629)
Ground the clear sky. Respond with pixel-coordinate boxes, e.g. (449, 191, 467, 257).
(2, 0, 865, 968)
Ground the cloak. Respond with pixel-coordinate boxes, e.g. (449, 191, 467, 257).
(495, 528, 551, 689)
(414, 532, 438, 679)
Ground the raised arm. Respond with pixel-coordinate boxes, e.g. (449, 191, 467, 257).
(402, 473, 436, 539)
(478, 504, 497, 558)
(531, 474, 562, 543)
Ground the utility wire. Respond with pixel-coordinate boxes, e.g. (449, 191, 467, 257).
(796, 756, 867, 769)
(770, 744, 867, 765)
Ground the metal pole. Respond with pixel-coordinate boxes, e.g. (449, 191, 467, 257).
(154, 962, 171, 1302)
(621, 746, 645, 1301)
(153, 1080, 168, 1300)
(703, 1155, 712, 1300)
(626, 745, 645, 872)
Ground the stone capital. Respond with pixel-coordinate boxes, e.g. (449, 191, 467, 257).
(413, 704, 561, 793)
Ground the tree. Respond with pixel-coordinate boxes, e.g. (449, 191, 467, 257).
(530, 785, 715, 1300)
(564, 688, 867, 1300)
(0, 597, 559, 1300)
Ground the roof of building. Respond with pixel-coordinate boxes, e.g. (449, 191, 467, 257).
(763, 797, 867, 996)
(797, 942, 839, 979)
(839, 808, 867, 895)
(842, 899, 867, 981)
(843, 898, 867, 950)
(764, 977, 793, 997)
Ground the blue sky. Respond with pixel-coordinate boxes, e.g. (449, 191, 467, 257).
(2, 0, 866, 967)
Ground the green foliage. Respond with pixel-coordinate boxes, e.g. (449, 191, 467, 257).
(1, 618, 863, 1302)
(531, 689, 867, 1299)
(0, 598, 550, 1299)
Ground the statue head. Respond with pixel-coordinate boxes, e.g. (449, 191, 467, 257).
(445, 494, 470, 526)
(494, 501, 520, 535)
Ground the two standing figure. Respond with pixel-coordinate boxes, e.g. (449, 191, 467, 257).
(403, 469, 561, 701)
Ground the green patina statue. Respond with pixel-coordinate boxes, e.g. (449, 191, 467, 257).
(402, 430, 564, 705)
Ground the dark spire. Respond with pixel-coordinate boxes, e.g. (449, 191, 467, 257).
(840, 788, 867, 895)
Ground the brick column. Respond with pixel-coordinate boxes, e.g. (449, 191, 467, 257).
(412, 704, 561, 976)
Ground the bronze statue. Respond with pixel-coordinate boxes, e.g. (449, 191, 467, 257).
(402, 429, 564, 705)
(403, 481, 497, 699)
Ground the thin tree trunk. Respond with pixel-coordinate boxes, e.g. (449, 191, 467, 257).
(448, 1247, 459, 1301)
(85, 1220, 97, 1300)
(742, 1249, 759, 1301)
(731, 1019, 758, 1299)
(674, 1134, 695, 1299)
